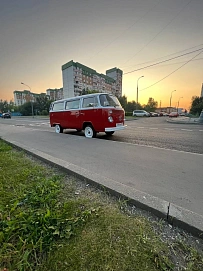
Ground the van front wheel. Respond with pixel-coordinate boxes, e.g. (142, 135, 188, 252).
(84, 125, 96, 138)
(55, 124, 63, 133)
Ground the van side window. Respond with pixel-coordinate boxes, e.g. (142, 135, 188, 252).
(52, 102, 64, 111)
(82, 97, 98, 108)
(65, 99, 80, 110)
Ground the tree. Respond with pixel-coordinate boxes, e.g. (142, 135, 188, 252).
(118, 95, 127, 110)
(0, 100, 9, 113)
(81, 89, 98, 95)
(35, 95, 52, 115)
(143, 97, 158, 112)
(190, 96, 203, 116)
(126, 101, 142, 112)
(19, 102, 33, 116)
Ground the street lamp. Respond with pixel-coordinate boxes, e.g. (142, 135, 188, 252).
(169, 90, 176, 113)
(177, 96, 183, 113)
(21, 82, 34, 118)
(136, 76, 144, 110)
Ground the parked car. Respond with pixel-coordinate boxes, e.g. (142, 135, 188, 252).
(2, 112, 11, 119)
(169, 112, 179, 118)
(179, 112, 186, 116)
(150, 112, 159, 117)
(132, 110, 150, 117)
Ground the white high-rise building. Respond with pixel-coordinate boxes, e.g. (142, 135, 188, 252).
(62, 60, 123, 99)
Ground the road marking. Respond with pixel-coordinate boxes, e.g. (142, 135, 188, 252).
(109, 140, 203, 156)
(149, 128, 158, 130)
(137, 127, 145, 129)
(164, 128, 174, 130)
(199, 130, 203, 132)
(181, 129, 193, 132)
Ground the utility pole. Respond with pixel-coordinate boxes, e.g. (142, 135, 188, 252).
(136, 76, 144, 110)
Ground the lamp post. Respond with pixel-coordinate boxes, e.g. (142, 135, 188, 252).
(21, 82, 34, 118)
(169, 90, 176, 113)
(136, 76, 144, 110)
(177, 96, 183, 113)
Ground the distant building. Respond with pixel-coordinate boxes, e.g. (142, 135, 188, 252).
(62, 60, 123, 99)
(155, 107, 185, 113)
(13, 90, 46, 106)
(46, 88, 63, 101)
(201, 83, 203, 97)
(155, 107, 177, 113)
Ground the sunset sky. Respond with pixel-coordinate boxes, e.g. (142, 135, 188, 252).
(0, 0, 202, 110)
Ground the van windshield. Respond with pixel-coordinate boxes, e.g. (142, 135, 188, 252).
(99, 94, 121, 108)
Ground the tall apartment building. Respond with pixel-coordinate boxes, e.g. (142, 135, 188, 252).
(62, 60, 123, 99)
(46, 88, 64, 100)
(13, 90, 46, 106)
(201, 83, 203, 97)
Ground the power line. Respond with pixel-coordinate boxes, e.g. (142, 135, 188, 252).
(121, 0, 193, 66)
(121, 43, 203, 69)
(141, 57, 203, 69)
(139, 49, 203, 91)
(123, 47, 203, 74)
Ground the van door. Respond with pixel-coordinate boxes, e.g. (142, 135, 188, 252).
(50, 101, 65, 127)
(63, 99, 81, 129)
(80, 96, 103, 131)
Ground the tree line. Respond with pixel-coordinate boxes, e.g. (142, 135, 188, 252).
(118, 95, 158, 115)
(0, 96, 52, 116)
(0, 94, 202, 116)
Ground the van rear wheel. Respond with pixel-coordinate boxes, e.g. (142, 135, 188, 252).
(84, 125, 96, 138)
(105, 131, 114, 135)
(55, 124, 63, 133)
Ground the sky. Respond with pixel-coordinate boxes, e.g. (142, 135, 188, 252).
(0, 0, 203, 110)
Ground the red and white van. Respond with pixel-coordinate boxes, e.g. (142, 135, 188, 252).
(49, 93, 126, 138)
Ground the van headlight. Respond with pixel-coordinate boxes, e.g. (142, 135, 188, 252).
(108, 116, 113, 122)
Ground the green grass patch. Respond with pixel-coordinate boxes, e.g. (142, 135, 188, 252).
(0, 139, 203, 271)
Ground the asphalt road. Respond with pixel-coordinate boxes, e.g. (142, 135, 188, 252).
(0, 116, 202, 220)
(1, 116, 202, 154)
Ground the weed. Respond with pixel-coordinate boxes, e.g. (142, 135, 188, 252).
(1, 139, 203, 271)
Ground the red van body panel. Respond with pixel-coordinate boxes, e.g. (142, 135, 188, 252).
(63, 110, 81, 129)
(80, 108, 103, 131)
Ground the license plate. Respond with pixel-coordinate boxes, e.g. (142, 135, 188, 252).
(116, 123, 122, 127)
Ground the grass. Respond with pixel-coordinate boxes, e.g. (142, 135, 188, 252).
(0, 139, 203, 271)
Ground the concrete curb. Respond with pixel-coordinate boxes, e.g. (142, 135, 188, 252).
(3, 138, 203, 239)
(166, 117, 202, 125)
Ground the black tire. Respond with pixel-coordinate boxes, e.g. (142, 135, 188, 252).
(105, 131, 114, 136)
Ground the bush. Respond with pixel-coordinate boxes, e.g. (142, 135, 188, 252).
(41, 110, 48, 116)
(125, 112, 133, 116)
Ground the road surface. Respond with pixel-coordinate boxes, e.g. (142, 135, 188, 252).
(0, 117, 202, 221)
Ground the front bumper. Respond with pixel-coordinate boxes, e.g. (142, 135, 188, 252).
(105, 125, 126, 132)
